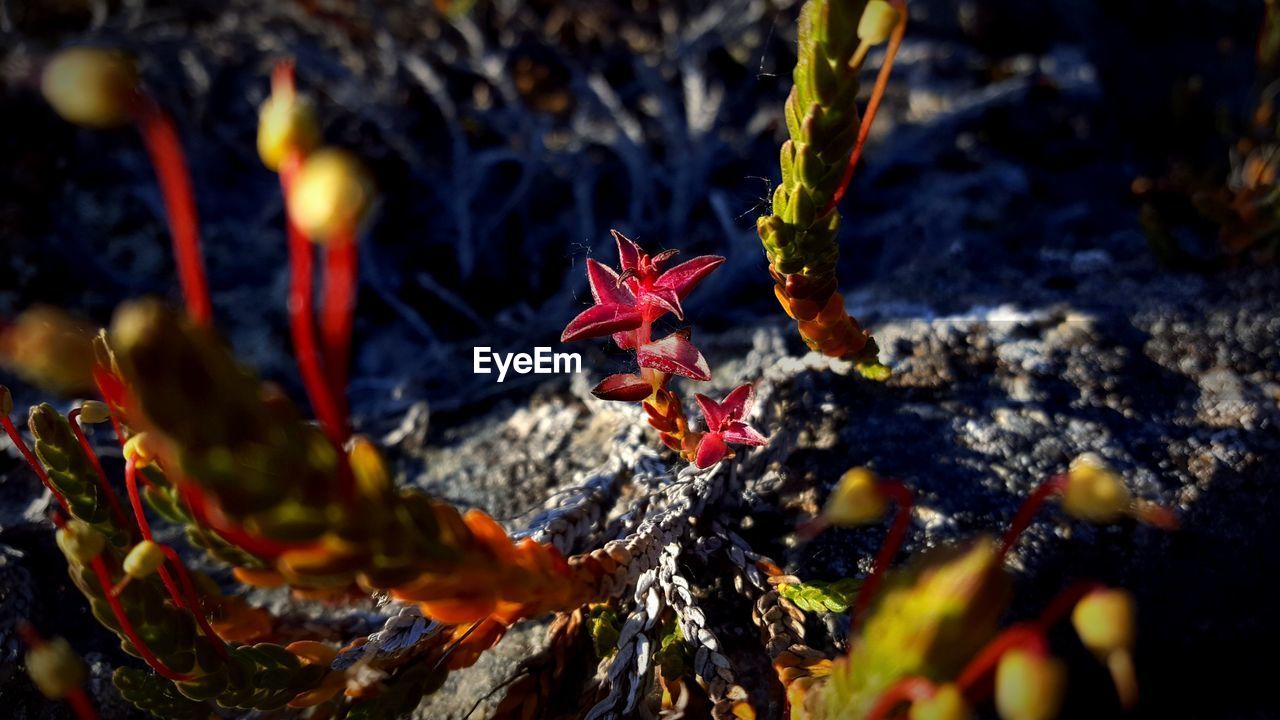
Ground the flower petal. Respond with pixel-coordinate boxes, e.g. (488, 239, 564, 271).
(694, 392, 727, 431)
(654, 255, 725, 298)
(591, 373, 653, 402)
(719, 383, 755, 422)
(721, 421, 767, 447)
(612, 229, 642, 273)
(695, 432, 729, 469)
(641, 288, 684, 321)
(636, 332, 711, 381)
(586, 259, 635, 307)
(561, 304, 643, 343)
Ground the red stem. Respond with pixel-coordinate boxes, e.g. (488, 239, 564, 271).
(852, 479, 914, 629)
(320, 236, 357, 422)
(866, 676, 937, 720)
(123, 458, 186, 610)
(955, 624, 1047, 697)
(1035, 580, 1104, 632)
(2, 415, 71, 512)
(178, 483, 304, 560)
(282, 153, 349, 445)
(88, 555, 193, 682)
(825, 0, 908, 214)
(132, 97, 212, 326)
(157, 544, 230, 660)
(1000, 474, 1068, 558)
(68, 409, 134, 536)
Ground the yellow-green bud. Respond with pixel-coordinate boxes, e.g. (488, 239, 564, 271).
(41, 48, 139, 128)
(858, 0, 900, 46)
(25, 637, 86, 699)
(0, 385, 11, 416)
(287, 148, 375, 243)
(1061, 454, 1131, 524)
(822, 467, 888, 526)
(910, 684, 971, 720)
(122, 432, 156, 468)
(55, 519, 106, 563)
(78, 400, 112, 424)
(994, 650, 1066, 720)
(123, 540, 166, 579)
(1072, 589, 1135, 657)
(348, 435, 390, 498)
(258, 89, 320, 171)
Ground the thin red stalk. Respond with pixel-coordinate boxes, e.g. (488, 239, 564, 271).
(826, 0, 908, 214)
(852, 479, 914, 629)
(177, 483, 304, 559)
(67, 409, 134, 534)
(955, 624, 1046, 696)
(2, 415, 71, 511)
(123, 458, 186, 610)
(16, 623, 99, 720)
(1035, 580, 1104, 631)
(866, 676, 936, 720)
(320, 236, 357, 422)
(88, 555, 193, 682)
(282, 153, 348, 445)
(999, 474, 1068, 558)
(132, 97, 212, 326)
(157, 544, 230, 660)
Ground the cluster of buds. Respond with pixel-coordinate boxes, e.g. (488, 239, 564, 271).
(561, 231, 767, 467)
(757, 0, 905, 377)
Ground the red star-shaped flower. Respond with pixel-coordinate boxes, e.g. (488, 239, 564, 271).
(691, 384, 767, 468)
(560, 230, 724, 345)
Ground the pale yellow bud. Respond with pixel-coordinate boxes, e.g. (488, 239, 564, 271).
(122, 432, 156, 468)
(25, 637, 86, 699)
(257, 89, 320, 171)
(287, 148, 374, 243)
(123, 540, 166, 579)
(1061, 454, 1131, 524)
(858, 0, 900, 46)
(41, 48, 139, 128)
(994, 650, 1066, 720)
(348, 435, 390, 498)
(910, 684, 971, 720)
(55, 519, 106, 563)
(1073, 589, 1139, 709)
(822, 467, 888, 526)
(78, 400, 112, 424)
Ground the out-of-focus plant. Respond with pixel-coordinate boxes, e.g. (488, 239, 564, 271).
(561, 231, 767, 467)
(768, 460, 1175, 719)
(756, 0, 905, 378)
(1137, 0, 1280, 267)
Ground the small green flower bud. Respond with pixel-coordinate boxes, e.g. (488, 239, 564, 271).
(1072, 588, 1136, 658)
(994, 650, 1065, 720)
(1061, 454, 1131, 524)
(41, 48, 139, 128)
(77, 400, 112, 424)
(25, 637, 86, 700)
(123, 540, 166, 579)
(287, 148, 375, 243)
(258, 88, 320, 171)
(858, 0, 900, 46)
(823, 467, 888, 526)
(910, 684, 971, 720)
(55, 519, 106, 564)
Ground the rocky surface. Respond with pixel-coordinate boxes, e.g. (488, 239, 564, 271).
(1, 1, 1277, 718)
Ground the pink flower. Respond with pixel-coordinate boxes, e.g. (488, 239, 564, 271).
(591, 330, 711, 401)
(560, 230, 724, 345)
(692, 384, 767, 468)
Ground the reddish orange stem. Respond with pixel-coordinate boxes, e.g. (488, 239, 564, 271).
(157, 544, 230, 660)
(3, 415, 71, 511)
(955, 624, 1046, 697)
(866, 676, 937, 720)
(132, 97, 212, 326)
(826, 0, 908, 214)
(123, 458, 186, 610)
(178, 483, 306, 560)
(320, 236, 357, 422)
(68, 409, 134, 535)
(852, 479, 913, 629)
(999, 474, 1068, 558)
(88, 555, 193, 682)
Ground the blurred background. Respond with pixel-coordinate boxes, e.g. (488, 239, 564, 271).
(0, 1, 1276, 718)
